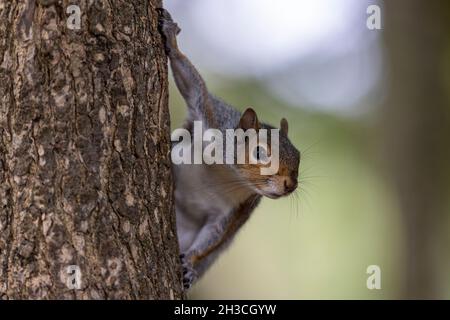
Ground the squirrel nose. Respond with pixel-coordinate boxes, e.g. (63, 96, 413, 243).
(283, 177, 298, 193)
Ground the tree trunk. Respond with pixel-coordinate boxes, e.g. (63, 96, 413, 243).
(0, 0, 183, 299)
(382, 0, 450, 299)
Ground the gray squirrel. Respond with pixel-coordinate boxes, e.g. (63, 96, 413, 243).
(158, 8, 300, 289)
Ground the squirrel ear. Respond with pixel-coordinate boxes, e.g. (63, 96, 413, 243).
(239, 108, 260, 130)
(280, 118, 288, 136)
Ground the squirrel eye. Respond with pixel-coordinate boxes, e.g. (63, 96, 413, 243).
(253, 145, 268, 163)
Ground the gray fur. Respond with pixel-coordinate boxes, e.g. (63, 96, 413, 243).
(158, 8, 300, 289)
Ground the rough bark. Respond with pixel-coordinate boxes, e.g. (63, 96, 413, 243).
(382, 1, 450, 299)
(0, 0, 183, 299)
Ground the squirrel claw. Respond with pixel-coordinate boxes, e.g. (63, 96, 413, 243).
(157, 8, 181, 36)
(157, 7, 181, 55)
(180, 253, 197, 290)
(156, 8, 172, 21)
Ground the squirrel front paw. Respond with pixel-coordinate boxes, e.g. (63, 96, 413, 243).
(180, 253, 198, 290)
(157, 8, 181, 55)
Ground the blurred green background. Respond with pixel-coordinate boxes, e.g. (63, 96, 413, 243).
(165, 0, 450, 299)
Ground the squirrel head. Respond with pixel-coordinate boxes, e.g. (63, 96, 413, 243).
(234, 108, 300, 199)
